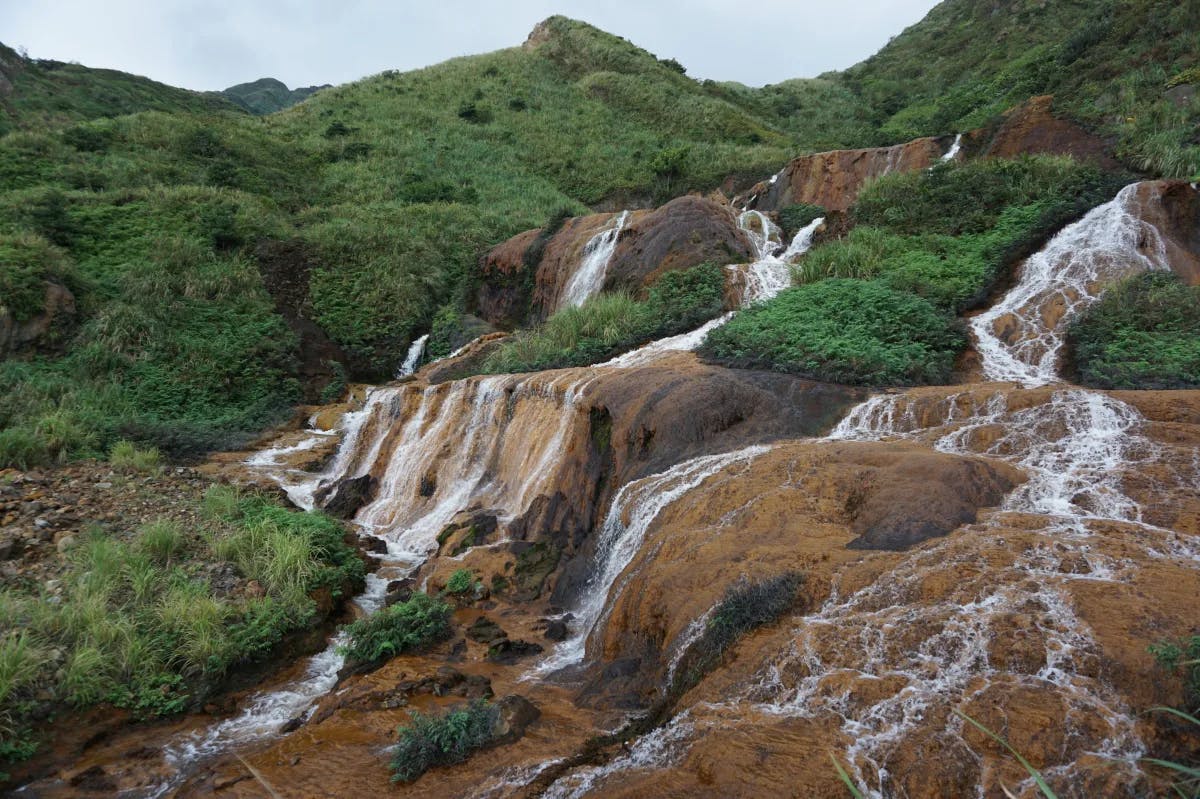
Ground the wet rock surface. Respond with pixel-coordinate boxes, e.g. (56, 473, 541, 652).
(474, 195, 753, 326)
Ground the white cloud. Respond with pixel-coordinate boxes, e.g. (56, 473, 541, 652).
(2, 0, 940, 91)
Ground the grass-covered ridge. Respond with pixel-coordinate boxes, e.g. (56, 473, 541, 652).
(839, 0, 1200, 178)
(0, 486, 363, 768)
(1069, 272, 1200, 389)
(0, 44, 240, 135)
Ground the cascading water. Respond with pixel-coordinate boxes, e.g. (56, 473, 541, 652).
(396, 333, 429, 378)
(533, 182, 1200, 797)
(939, 133, 962, 162)
(602, 210, 823, 368)
(559, 211, 629, 310)
(971, 184, 1168, 388)
(534, 446, 768, 675)
(139, 372, 593, 796)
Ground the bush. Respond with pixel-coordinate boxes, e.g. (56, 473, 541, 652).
(1151, 635, 1200, 708)
(0, 428, 49, 470)
(482, 262, 725, 374)
(444, 569, 477, 595)
(390, 699, 499, 783)
(108, 439, 161, 473)
(777, 204, 826, 239)
(853, 156, 1126, 237)
(136, 519, 186, 563)
(702, 279, 964, 385)
(1068, 272, 1200, 389)
(659, 572, 805, 716)
(341, 593, 452, 665)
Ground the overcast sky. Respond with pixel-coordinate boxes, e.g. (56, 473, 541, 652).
(3, 0, 940, 91)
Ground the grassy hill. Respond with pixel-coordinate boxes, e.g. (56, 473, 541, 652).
(0, 5, 1197, 469)
(221, 78, 329, 115)
(838, 0, 1200, 177)
(0, 44, 240, 135)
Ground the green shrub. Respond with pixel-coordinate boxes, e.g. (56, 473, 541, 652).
(108, 439, 161, 473)
(1151, 635, 1200, 707)
(702, 279, 964, 385)
(0, 233, 76, 322)
(341, 593, 452, 665)
(482, 262, 725, 374)
(1069, 272, 1200, 389)
(0, 428, 49, 470)
(444, 569, 477, 595)
(853, 157, 1126, 237)
(390, 699, 499, 783)
(674, 573, 803, 691)
(135, 519, 186, 563)
(777, 204, 826, 239)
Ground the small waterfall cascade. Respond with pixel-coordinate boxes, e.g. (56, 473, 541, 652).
(559, 210, 630, 310)
(939, 133, 963, 162)
(603, 210, 823, 368)
(534, 183, 1200, 797)
(149, 374, 592, 794)
(534, 446, 768, 675)
(395, 333, 429, 378)
(971, 183, 1169, 388)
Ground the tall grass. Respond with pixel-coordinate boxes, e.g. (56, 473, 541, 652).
(0, 491, 363, 768)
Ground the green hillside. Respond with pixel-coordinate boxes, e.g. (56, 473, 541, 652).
(0, 44, 240, 135)
(221, 78, 329, 115)
(0, 5, 1197, 470)
(839, 0, 1200, 177)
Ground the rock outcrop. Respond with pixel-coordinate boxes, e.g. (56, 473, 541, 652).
(474, 196, 754, 327)
(974, 94, 1118, 167)
(0, 279, 76, 357)
(741, 136, 950, 213)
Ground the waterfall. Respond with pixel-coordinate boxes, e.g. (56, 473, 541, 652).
(939, 133, 962, 162)
(600, 211, 823, 368)
(534, 182, 1197, 798)
(396, 333, 429, 378)
(559, 211, 629, 310)
(971, 184, 1168, 387)
(534, 445, 768, 675)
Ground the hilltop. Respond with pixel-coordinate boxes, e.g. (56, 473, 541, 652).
(221, 77, 329, 114)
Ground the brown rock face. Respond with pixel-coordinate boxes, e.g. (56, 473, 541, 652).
(0, 279, 76, 357)
(1127, 180, 1200, 284)
(473, 228, 541, 329)
(582, 441, 1022, 706)
(976, 95, 1118, 167)
(743, 136, 948, 213)
(603, 196, 754, 291)
(474, 197, 753, 327)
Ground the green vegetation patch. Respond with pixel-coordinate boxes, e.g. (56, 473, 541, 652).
(702, 279, 964, 386)
(482, 262, 725, 374)
(1069, 272, 1200, 389)
(0, 486, 363, 771)
(390, 699, 499, 783)
(672, 573, 805, 695)
(340, 592, 452, 667)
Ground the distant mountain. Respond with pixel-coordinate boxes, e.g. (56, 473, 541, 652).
(0, 42, 240, 134)
(221, 77, 330, 115)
